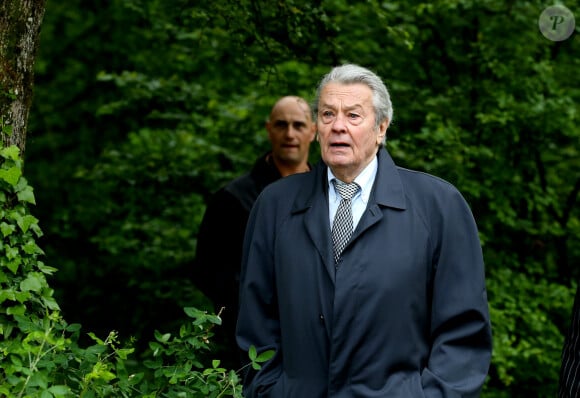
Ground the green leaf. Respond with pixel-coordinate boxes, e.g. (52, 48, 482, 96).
(0, 146, 20, 161)
(143, 358, 163, 369)
(28, 371, 49, 389)
(66, 323, 82, 333)
(0, 289, 16, 304)
(16, 186, 36, 204)
(256, 349, 275, 362)
(116, 347, 135, 360)
(48, 385, 72, 395)
(37, 263, 58, 275)
(5, 245, 19, 260)
(20, 273, 44, 292)
(5, 258, 20, 274)
(0, 222, 15, 237)
(22, 239, 44, 255)
(6, 304, 26, 315)
(87, 332, 105, 345)
(14, 289, 30, 303)
(0, 166, 21, 186)
(183, 306, 206, 318)
(17, 215, 39, 233)
(155, 331, 171, 343)
(248, 345, 257, 361)
(42, 295, 61, 311)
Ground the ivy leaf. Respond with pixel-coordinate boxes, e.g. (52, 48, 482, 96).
(0, 270, 7, 283)
(37, 263, 58, 275)
(0, 289, 16, 304)
(5, 246, 19, 260)
(5, 258, 20, 274)
(0, 222, 15, 237)
(17, 215, 39, 233)
(41, 288, 60, 310)
(0, 146, 20, 161)
(0, 166, 21, 186)
(16, 186, 36, 204)
(22, 240, 44, 255)
(20, 273, 44, 292)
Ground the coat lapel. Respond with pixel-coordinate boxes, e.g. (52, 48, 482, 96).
(349, 148, 407, 245)
(291, 163, 336, 282)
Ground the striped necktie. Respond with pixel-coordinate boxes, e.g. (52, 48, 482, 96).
(332, 179, 360, 263)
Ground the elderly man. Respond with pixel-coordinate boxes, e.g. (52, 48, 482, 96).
(237, 64, 492, 397)
(194, 96, 316, 368)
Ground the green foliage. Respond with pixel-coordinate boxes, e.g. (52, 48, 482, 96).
(22, 0, 580, 396)
(140, 307, 242, 397)
(247, 345, 275, 371)
(485, 270, 574, 396)
(0, 145, 271, 396)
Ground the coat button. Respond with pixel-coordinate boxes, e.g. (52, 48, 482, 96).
(319, 314, 325, 324)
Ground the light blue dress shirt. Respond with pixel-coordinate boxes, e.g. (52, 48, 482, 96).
(327, 156, 378, 231)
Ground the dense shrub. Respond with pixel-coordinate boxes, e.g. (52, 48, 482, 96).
(0, 145, 272, 397)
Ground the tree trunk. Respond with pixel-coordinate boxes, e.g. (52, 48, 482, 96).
(0, 0, 46, 157)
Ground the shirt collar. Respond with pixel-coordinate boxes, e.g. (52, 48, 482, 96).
(327, 155, 378, 204)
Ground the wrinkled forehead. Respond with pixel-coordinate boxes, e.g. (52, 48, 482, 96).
(319, 82, 373, 109)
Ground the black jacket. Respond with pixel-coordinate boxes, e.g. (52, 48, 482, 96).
(193, 152, 282, 361)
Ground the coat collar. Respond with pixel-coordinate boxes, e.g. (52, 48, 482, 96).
(291, 147, 407, 283)
(291, 147, 407, 213)
(370, 147, 406, 210)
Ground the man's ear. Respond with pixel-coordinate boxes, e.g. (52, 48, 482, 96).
(265, 121, 276, 143)
(376, 119, 389, 143)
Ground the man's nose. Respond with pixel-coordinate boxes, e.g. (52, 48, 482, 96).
(331, 114, 347, 132)
(286, 126, 298, 138)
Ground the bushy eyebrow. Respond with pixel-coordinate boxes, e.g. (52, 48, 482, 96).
(319, 102, 365, 112)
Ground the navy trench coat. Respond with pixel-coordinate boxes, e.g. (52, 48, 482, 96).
(237, 148, 492, 397)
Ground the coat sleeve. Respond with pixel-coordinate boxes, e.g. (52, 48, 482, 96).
(421, 186, 493, 397)
(559, 284, 580, 397)
(236, 193, 283, 397)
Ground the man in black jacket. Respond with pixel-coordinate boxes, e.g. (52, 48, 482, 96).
(560, 284, 580, 397)
(193, 96, 316, 368)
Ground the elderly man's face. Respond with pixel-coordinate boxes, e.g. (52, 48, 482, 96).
(317, 82, 388, 182)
